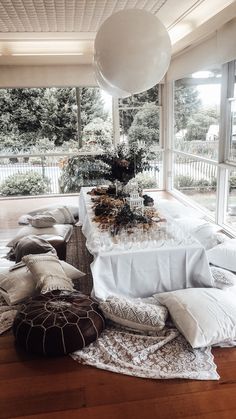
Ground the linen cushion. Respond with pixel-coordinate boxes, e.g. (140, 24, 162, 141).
(211, 266, 236, 289)
(22, 253, 74, 294)
(207, 239, 236, 272)
(0, 260, 85, 305)
(28, 204, 79, 219)
(7, 224, 73, 248)
(18, 204, 79, 225)
(191, 223, 222, 250)
(176, 219, 223, 250)
(155, 288, 236, 348)
(157, 200, 204, 219)
(8, 235, 57, 263)
(29, 214, 56, 228)
(44, 207, 75, 224)
(13, 290, 105, 356)
(99, 295, 168, 332)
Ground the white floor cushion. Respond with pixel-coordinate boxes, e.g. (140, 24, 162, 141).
(207, 239, 236, 272)
(154, 288, 236, 348)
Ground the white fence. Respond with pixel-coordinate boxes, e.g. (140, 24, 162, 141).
(0, 151, 164, 196)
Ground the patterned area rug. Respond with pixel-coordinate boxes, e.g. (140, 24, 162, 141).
(0, 295, 18, 335)
(71, 324, 219, 381)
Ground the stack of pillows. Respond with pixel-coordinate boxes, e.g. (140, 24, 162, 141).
(0, 252, 86, 305)
(98, 236, 236, 349)
(0, 204, 83, 305)
(6, 205, 77, 262)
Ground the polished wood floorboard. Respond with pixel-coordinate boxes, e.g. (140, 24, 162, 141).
(1, 194, 236, 419)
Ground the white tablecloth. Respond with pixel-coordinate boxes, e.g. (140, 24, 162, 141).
(79, 187, 214, 300)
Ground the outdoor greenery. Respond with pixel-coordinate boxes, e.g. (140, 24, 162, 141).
(0, 87, 107, 152)
(128, 103, 160, 146)
(0, 171, 50, 196)
(0, 82, 213, 197)
(174, 80, 219, 144)
(174, 175, 218, 192)
(118, 84, 159, 135)
(60, 142, 157, 193)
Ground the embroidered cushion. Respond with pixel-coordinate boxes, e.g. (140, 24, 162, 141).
(0, 259, 85, 305)
(13, 290, 105, 355)
(99, 295, 168, 332)
(155, 288, 236, 348)
(211, 266, 236, 289)
(22, 253, 74, 294)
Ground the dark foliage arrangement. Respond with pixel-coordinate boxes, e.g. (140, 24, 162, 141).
(102, 143, 157, 184)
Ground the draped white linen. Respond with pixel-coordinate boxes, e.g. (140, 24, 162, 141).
(79, 187, 213, 300)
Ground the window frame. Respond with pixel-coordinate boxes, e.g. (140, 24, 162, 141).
(167, 60, 236, 235)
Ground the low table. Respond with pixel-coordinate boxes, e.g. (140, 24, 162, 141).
(79, 187, 214, 300)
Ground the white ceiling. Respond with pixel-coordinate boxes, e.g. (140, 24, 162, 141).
(0, 0, 235, 66)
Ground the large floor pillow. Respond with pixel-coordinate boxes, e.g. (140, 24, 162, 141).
(13, 290, 105, 356)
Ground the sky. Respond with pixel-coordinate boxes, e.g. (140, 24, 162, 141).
(197, 84, 221, 107)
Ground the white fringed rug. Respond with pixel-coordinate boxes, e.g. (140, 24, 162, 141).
(71, 325, 219, 381)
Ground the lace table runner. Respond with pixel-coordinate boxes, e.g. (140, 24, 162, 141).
(72, 325, 219, 380)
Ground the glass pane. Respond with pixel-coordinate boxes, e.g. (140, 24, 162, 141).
(173, 153, 217, 214)
(118, 84, 160, 146)
(225, 169, 236, 231)
(174, 69, 221, 160)
(228, 99, 236, 162)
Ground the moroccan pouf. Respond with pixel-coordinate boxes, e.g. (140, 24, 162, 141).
(13, 290, 105, 356)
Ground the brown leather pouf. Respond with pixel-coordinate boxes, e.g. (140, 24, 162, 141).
(13, 290, 105, 356)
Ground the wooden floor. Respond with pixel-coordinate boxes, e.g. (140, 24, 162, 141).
(1, 194, 236, 419)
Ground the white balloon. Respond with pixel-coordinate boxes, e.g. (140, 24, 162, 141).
(94, 66, 131, 98)
(94, 9, 171, 95)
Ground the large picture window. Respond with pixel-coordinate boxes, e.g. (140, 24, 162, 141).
(171, 60, 236, 234)
(174, 69, 221, 160)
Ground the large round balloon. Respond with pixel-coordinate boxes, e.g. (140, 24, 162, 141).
(94, 9, 171, 95)
(94, 66, 131, 98)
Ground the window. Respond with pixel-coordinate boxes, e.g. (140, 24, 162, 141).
(118, 84, 161, 147)
(173, 153, 217, 215)
(174, 69, 221, 160)
(171, 60, 236, 234)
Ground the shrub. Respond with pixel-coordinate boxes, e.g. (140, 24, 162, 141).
(59, 155, 111, 193)
(174, 175, 195, 189)
(0, 171, 50, 196)
(126, 172, 158, 190)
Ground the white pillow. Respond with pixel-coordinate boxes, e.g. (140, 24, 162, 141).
(7, 224, 73, 247)
(99, 295, 168, 332)
(191, 223, 222, 250)
(28, 204, 78, 218)
(175, 217, 206, 233)
(154, 288, 236, 348)
(29, 214, 56, 228)
(22, 253, 74, 294)
(207, 239, 236, 271)
(44, 207, 75, 224)
(211, 266, 236, 289)
(157, 200, 204, 219)
(0, 260, 85, 305)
